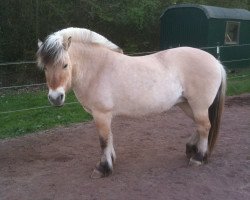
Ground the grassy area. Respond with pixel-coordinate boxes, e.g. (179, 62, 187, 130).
(226, 68, 250, 96)
(0, 69, 250, 139)
(0, 90, 91, 139)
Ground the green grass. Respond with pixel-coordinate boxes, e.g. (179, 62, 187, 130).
(226, 68, 250, 96)
(0, 90, 91, 139)
(0, 69, 250, 139)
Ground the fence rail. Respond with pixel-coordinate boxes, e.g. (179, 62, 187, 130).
(1, 70, 249, 115)
(1, 43, 250, 66)
(0, 83, 46, 90)
(0, 101, 79, 115)
(1, 47, 250, 115)
(0, 61, 36, 66)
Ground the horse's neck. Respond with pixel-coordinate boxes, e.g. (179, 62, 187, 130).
(69, 43, 112, 90)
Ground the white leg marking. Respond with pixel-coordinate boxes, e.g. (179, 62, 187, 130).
(188, 132, 199, 145)
(198, 138, 208, 155)
(103, 134, 116, 169)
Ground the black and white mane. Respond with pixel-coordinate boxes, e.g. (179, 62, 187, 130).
(36, 27, 122, 68)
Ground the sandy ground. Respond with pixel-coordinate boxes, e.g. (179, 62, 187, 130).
(0, 94, 250, 200)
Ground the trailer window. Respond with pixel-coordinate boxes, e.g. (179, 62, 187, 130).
(224, 21, 240, 44)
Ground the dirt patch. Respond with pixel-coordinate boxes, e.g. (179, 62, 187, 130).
(226, 93, 250, 106)
(1, 94, 250, 200)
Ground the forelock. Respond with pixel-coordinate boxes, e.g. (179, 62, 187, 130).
(36, 34, 65, 68)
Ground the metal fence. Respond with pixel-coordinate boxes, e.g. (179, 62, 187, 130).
(0, 47, 250, 115)
(1, 44, 250, 88)
(202, 44, 250, 67)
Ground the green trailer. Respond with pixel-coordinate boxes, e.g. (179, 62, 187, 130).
(160, 4, 250, 67)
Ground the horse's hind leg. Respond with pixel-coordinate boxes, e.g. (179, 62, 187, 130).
(179, 102, 211, 164)
(91, 111, 116, 178)
(190, 108, 211, 165)
(178, 102, 199, 158)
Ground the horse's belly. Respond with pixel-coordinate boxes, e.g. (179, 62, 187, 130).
(114, 84, 182, 116)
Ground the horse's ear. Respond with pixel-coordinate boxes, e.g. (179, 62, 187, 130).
(63, 36, 72, 50)
(38, 39, 43, 48)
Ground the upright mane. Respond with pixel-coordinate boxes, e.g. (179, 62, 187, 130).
(57, 27, 122, 52)
(36, 27, 123, 67)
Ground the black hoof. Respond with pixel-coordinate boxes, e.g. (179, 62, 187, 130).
(91, 161, 113, 179)
(189, 152, 208, 166)
(186, 143, 198, 159)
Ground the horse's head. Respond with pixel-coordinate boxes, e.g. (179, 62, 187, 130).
(36, 35, 72, 106)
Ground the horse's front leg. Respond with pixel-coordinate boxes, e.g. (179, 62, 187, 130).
(91, 111, 116, 178)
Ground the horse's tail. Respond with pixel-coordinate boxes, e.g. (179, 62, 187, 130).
(208, 63, 227, 154)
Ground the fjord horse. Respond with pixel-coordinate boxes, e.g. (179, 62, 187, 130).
(37, 27, 226, 178)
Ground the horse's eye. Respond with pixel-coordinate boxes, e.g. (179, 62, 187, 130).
(63, 64, 68, 69)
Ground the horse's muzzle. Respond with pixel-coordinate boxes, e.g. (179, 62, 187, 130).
(48, 87, 65, 107)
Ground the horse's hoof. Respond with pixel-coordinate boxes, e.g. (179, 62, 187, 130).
(90, 161, 113, 179)
(91, 168, 104, 179)
(189, 157, 203, 166)
(186, 143, 198, 159)
(189, 152, 208, 166)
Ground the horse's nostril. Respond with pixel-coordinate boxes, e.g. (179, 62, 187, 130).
(55, 93, 64, 103)
(59, 94, 64, 101)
